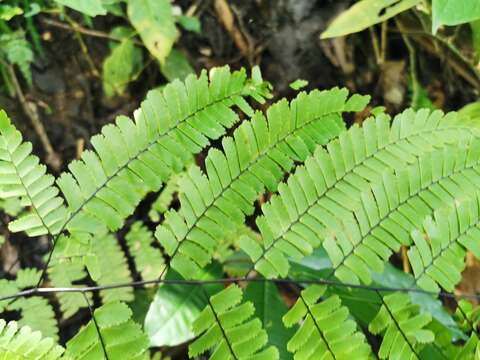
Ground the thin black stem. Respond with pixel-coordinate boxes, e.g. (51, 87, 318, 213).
(2, 276, 480, 303)
(82, 293, 109, 360)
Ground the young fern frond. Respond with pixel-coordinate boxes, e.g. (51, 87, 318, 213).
(155, 88, 369, 279)
(65, 302, 149, 360)
(0, 319, 64, 359)
(325, 137, 480, 285)
(57, 66, 270, 236)
(408, 195, 480, 293)
(126, 221, 165, 281)
(189, 284, 279, 359)
(0, 111, 67, 236)
(369, 293, 434, 359)
(240, 109, 479, 278)
(282, 285, 371, 359)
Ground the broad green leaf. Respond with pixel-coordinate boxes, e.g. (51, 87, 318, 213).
(244, 282, 295, 359)
(102, 29, 143, 97)
(127, 0, 179, 64)
(177, 15, 201, 33)
(321, 0, 420, 39)
(144, 264, 223, 347)
(160, 49, 194, 82)
(54, 0, 107, 17)
(0, 5, 23, 21)
(432, 0, 480, 33)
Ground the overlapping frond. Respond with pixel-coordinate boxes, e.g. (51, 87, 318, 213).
(92, 233, 134, 303)
(325, 137, 480, 284)
(369, 293, 434, 359)
(0, 319, 64, 359)
(126, 222, 165, 281)
(0, 110, 67, 236)
(282, 285, 371, 359)
(240, 109, 479, 278)
(408, 195, 480, 292)
(156, 88, 369, 279)
(57, 66, 270, 236)
(47, 235, 92, 319)
(65, 302, 149, 360)
(189, 284, 279, 359)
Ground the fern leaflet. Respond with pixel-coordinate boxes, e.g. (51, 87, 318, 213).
(0, 110, 67, 236)
(408, 195, 480, 292)
(189, 284, 279, 359)
(283, 285, 371, 359)
(65, 301, 149, 359)
(0, 319, 64, 359)
(369, 293, 434, 359)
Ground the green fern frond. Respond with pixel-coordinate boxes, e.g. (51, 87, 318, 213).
(369, 293, 434, 359)
(408, 195, 480, 293)
(65, 301, 149, 359)
(283, 285, 371, 359)
(0, 319, 64, 359)
(189, 284, 279, 359)
(10, 297, 58, 340)
(0, 110, 68, 236)
(126, 222, 165, 281)
(0, 268, 58, 340)
(92, 233, 134, 303)
(324, 137, 480, 285)
(48, 236, 92, 319)
(156, 88, 369, 279)
(57, 66, 270, 236)
(240, 109, 479, 278)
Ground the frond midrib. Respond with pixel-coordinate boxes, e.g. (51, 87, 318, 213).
(329, 156, 480, 279)
(166, 112, 344, 268)
(253, 125, 476, 271)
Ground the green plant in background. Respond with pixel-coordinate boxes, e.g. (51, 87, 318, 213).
(0, 0, 199, 98)
(2, 64, 480, 358)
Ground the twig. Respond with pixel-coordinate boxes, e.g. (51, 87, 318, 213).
(3, 275, 480, 303)
(5, 63, 61, 171)
(40, 17, 143, 46)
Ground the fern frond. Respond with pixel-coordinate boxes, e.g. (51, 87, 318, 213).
(408, 195, 480, 293)
(0, 268, 58, 340)
(10, 297, 58, 340)
(189, 284, 279, 359)
(65, 301, 149, 359)
(369, 293, 434, 359)
(57, 66, 270, 236)
(126, 222, 165, 281)
(325, 137, 480, 284)
(240, 109, 479, 278)
(48, 236, 92, 319)
(92, 233, 134, 303)
(0, 319, 64, 359)
(0, 110, 67, 236)
(156, 88, 369, 279)
(283, 285, 371, 359)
